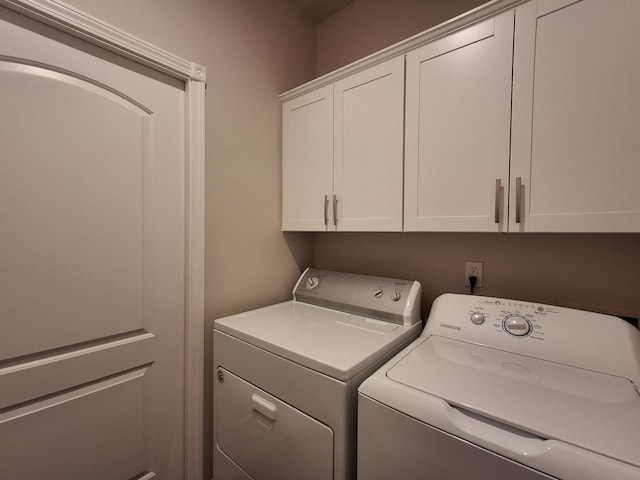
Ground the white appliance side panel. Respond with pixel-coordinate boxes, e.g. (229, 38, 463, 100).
(358, 394, 555, 480)
(218, 368, 333, 480)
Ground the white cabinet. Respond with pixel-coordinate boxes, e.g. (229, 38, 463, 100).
(510, 0, 640, 232)
(404, 11, 515, 232)
(406, 0, 640, 233)
(282, 57, 404, 231)
(285, 0, 640, 233)
(282, 85, 333, 231)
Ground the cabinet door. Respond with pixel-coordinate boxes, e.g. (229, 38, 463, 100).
(511, 0, 640, 232)
(334, 56, 405, 231)
(404, 12, 514, 232)
(282, 85, 334, 231)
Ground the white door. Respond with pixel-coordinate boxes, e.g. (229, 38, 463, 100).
(404, 12, 514, 232)
(334, 56, 404, 232)
(510, 0, 640, 232)
(0, 6, 187, 479)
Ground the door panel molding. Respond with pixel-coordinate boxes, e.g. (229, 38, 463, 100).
(0, 332, 154, 409)
(0, 368, 149, 480)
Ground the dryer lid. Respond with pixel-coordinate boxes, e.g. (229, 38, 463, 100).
(386, 335, 640, 468)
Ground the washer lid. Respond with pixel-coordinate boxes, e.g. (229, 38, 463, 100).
(214, 301, 420, 381)
(386, 336, 640, 468)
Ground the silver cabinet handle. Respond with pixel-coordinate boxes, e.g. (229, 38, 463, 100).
(494, 178, 501, 224)
(333, 194, 338, 226)
(515, 176, 523, 224)
(324, 195, 329, 226)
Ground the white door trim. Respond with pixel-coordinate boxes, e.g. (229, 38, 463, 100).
(184, 77, 206, 480)
(0, 0, 207, 82)
(0, 1, 206, 478)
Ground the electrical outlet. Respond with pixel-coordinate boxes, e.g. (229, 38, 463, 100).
(464, 261, 483, 287)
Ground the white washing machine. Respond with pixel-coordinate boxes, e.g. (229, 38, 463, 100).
(213, 268, 423, 480)
(358, 293, 640, 480)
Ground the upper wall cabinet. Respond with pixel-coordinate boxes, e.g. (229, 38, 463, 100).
(282, 57, 405, 231)
(405, 0, 640, 233)
(404, 11, 515, 232)
(283, 0, 640, 233)
(510, 0, 640, 232)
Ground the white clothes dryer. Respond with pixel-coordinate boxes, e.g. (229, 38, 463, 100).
(358, 293, 640, 480)
(213, 268, 423, 480)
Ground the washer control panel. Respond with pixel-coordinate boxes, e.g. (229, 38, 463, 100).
(423, 293, 640, 379)
(462, 298, 556, 341)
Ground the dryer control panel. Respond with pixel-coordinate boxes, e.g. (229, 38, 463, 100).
(293, 268, 422, 326)
(422, 294, 640, 383)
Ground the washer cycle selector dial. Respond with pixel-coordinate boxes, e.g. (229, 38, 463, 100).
(502, 314, 532, 337)
(391, 291, 402, 302)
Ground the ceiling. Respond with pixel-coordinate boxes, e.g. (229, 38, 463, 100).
(290, 0, 358, 22)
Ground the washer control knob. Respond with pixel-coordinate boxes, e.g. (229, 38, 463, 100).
(470, 312, 485, 325)
(306, 276, 320, 290)
(374, 289, 384, 298)
(503, 314, 532, 337)
(391, 291, 402, 302)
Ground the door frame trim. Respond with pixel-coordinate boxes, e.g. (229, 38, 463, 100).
(0, 0, 207, 82)
(0, 1, 206, 479)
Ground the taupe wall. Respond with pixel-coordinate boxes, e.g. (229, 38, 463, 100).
(315, 233, 640, 320)
(61, 0, 316, 478)
(314, 0, 640, 320)
(316, 0, 486, 75)
(59, 0, 315, 313)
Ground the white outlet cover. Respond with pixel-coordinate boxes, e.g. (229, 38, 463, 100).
(464, 261, 483, 287)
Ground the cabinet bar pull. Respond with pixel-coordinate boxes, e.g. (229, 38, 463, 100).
(333, 194, 338, 226)
(324, 195, 329, 226)
(515, 176, 523, 224)
(494, 178, 501, 224)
